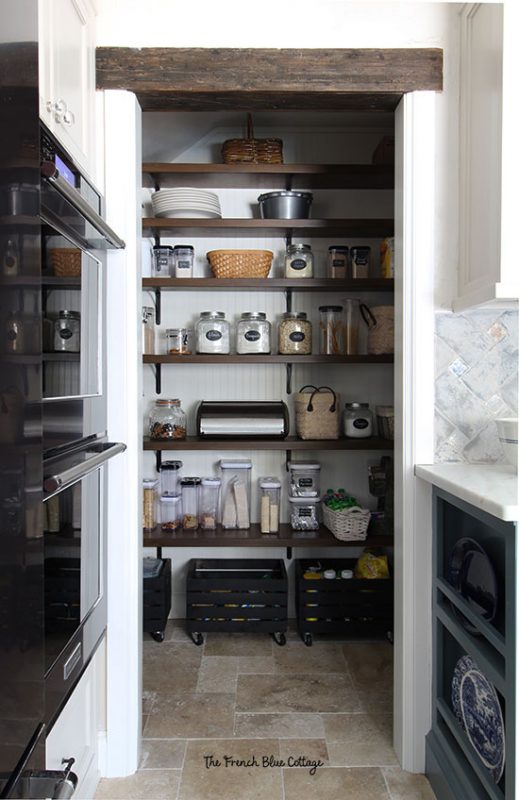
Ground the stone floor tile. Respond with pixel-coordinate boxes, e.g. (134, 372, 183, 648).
(236, 673, 361, 713)
(203, 632, 274, 657)
(144, 693, 235, 739)
(179, 738, 283, 800)
(283, 766, 389, 800)
(322, 712, 393, 743)
(94, 770, 181, 800)
(327, 739, 397, 767)
(278, 738, 329, 766)
(273, 642, 348, 674)
(197, 656, 238, 693)
(234, 712, 325, 739)
(140, 739, 187, 769)
(143, 690, 157, 715)
(357, 688, 394, 714)
(342, 642, 393, 689)
(143, 643, 202, 693)
(382, 766, 437, 799)
(237, 656, 275, 674)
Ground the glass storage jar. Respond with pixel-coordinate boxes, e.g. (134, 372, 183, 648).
(149, 399, 187, 440)
(219, 459, 252, 529)
(4, 311, 25, 353)
(180, 477, 201, 529)
(160, 495, 182, 531)
(278, 311, 312, 355)
(319, 305, 343, 354)
(351, 246, 370, 278)
(54, 310, 80, 352)
(173, 245, 194, 278)
(200, 477, 221, 530)
(259, 477, 281, 534)
(343, 402, 373, 438)
(152, 245, 174, 277)
(327, 246, 349, 279)
(196, 311, 231, 354)
(166, 328, 193, 355)
(159, 460, 183, 496)
(236, 312, 271, 354)
(288, 461, 321, 497)
(142, 306, 155, 354)
(142, 479, 158, 530)
(284, 243, 313, 278)
(288, 496, 320, 530)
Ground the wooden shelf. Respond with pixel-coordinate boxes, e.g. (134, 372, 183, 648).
(43, 352, 80, 362)
(144, 436, 393, 452)
(144, 354, 394, 364)
(142, 217, 394, 238)
(143, 521, 394, 549)
(142, 277, 394, 292)
(142, 163, 394, 190)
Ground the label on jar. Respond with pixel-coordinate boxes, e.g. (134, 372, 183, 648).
(289, 331, 305, 342)
(298, 478, 313, 487)
(351, 247, 370, 265)
(298, 508, 312, 517)
(244, 330, 261, 342)
(332, 258, 347, 266)
(177, 260, 191, 269)
(59, 328, 73, 340)
(290, 258, 307, 271)
(353, 418, 369, 429)
(206, 330, 222, 341)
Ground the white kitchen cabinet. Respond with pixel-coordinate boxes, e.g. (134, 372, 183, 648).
(39, 0, 97, 180)
(455, 2, 519, 311)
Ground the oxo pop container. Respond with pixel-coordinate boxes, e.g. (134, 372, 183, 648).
(219, 459, 252, 529)
(288, 461, 321, 498)
(159, 460, 183, 496)
(259, 477, 281, 534)
(200, 477, 221, 530)
(181, 477, 201, 530)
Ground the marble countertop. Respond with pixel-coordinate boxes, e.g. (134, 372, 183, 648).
(415, 464, 518, 522)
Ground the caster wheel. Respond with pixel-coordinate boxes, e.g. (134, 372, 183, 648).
(190, 632, 204, 646)
(303, 633, 313, 647)
(151, 631, 165, 642)
(272, 632, 287, 646)
(386, 630, 394, 645)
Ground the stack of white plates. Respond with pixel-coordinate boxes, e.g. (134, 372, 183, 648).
(151, 188, 222, 219)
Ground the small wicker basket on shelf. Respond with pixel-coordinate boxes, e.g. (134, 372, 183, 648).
(207, 249, 273, 279)
(48, 248, 81, 277)
(222, 114, 283, 164)
(322, 505, 371, 542)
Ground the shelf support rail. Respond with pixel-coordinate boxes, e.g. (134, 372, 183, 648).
(285, 363, 292, 395)
(155, 451, 162, 472)
(152, 363, 161, 395)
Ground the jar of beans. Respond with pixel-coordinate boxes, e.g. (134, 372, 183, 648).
(278, 312, 312, 355)
(149, 399, 187, 440)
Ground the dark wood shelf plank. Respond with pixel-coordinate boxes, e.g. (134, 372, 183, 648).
(143, 436, 393, 452)
(143, 354, 394, 364)
(142, 277, 394, 292)
(143, 521, 393, 549)
(142, 218, 394, 238)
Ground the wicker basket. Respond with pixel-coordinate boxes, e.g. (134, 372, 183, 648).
(294, 385, 340, 440)
(48, 248, 81, 277)
(222, 114, 283, 165)
(322, 504, 371, 542)
(360, 304, 394, 355)
(207, 249, 273, 279)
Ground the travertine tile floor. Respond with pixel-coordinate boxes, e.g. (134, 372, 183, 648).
(95, 622, 435, 800)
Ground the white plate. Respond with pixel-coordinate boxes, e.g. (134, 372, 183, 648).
(155, 208, 222, 218)
(152, 190, 219, 201)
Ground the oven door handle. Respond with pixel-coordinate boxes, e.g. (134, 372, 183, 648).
(43, 442, 126, 495)
(41, 161, 126, 250)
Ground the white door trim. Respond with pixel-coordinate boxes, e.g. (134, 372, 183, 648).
(394, 91, 436, 772)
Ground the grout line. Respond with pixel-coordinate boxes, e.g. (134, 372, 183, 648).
(381, 766, 394, 799)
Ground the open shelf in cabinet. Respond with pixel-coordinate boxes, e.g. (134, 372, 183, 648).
(144, 354, 394, 365)
(142, 277, 394, 292)
(144, 435, 393, 452)
(143, 217, 394, 238)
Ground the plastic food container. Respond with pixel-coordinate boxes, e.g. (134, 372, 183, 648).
(288, 496, 320, 531)
(166, 328, 194, 355)
(159, 460, 183, 496)
(142, 479, 158, 530)
(180, 477, 201, 529)
(152, 245, 174, 277)
(200, 477, 221, 530)
(350, 246, 370, 278)
(258, 191, 313, 219)
(288, 461, 321, 497)
(327, 246, 349, 279)
(160, 495, 182, 531)
(259, 477, 281, 534)
(173, 245, 194, 278)
(219, 459, 252, 529)
(376, 406, 394, 440)
(142, 306, 155, 354)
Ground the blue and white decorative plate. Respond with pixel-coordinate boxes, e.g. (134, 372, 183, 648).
(448, 538, 498, 635)
(451, 654, 505, 783)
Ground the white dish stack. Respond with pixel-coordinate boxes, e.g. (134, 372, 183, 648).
(151, 187, 222, 218)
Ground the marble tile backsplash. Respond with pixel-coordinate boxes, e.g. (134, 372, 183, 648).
(435, 309, 518, 463)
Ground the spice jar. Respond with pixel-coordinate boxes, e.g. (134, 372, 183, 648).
(259, 477, 281, 534)
(160, 495, 182, 531)
(142, 306, 155, 354)
(180, 477, 201, 529)
(284, 243, 313, 278)
(278, 312, 312, 355)
(343, 402, 373, 438)
(149, 399, 187, 440)
(327, 246, 349, 279)
(173, 245, 194, 278)
(54, 310, 80, 353)
(200, 477, 221, 530)
(319, 306, 343, 355)
(236, 312, 271, 354)
(196, 311, 231, 354)
(142, 479, 158, 530)
(166, 328, 193, 355)
(152, 245, 174, 277)
(159, 460, 183, 496)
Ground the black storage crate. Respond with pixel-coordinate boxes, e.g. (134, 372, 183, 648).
(186, 558, 288, 645)
(295, 558, 393, 645)
(143, 558, 171, 642)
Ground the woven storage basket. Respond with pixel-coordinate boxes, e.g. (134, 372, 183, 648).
(322, 504, 371, 542)
(360, 304, 394, 355)
(48, 248, 81, 277)
(222, 114, 283, 165)
(207, 249, 273, 279)
(294, 385, 340, 440)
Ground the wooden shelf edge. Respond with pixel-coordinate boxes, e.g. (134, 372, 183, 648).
(143, 354, 394, 364)
(142, 277, 395, 291)
(143, 436, 394, 451)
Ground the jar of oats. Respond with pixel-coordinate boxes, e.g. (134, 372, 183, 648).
(278, 312, 312, 355)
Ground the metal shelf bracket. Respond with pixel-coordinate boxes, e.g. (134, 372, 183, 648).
(285, 363, 292, 395)
(155, 451, 162, 471)
(154, 288, 161, 325)
(152, 363, 162, 395)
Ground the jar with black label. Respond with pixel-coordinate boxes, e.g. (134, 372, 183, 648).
(343, 402, 373, 438)
(236, 312, 271, 354)
(284, 243, 313, 278)
(196, 311, 231, 354)
(54, 310, 80, 352)
(152, 245, 174, 277)
(173, 245, 194, 278)
(278, 311, 312, 354)
(5, 311, 24, 353)
(351, 246, 371, 278)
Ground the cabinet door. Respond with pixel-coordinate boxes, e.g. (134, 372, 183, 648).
(39, 0, 96, 177)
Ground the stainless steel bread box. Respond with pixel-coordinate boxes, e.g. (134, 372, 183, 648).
(197, 401, 289, 438)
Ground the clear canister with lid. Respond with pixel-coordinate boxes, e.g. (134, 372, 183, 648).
(142, 306, 155, 354)
(196, 311, 231, 354)
(284, 243, 313, 278)
(288, 496, 320, 531)
(200, 477, 221, 530)
(236, 312, 271, 354)
(351, 246, 370, 278)
(278, 311, 312, 355)
(159, 460, 183, 496)
(259, 477, 281, 534)
(343, 402, 373, 438)
(173, 245, 194, 278)
(219, 459, 252, 529)
(149, 399, 187, 440)
(319, 305, 343, 355)
(5, 311, 25, 353)
(180, 477, 201, 529)
(327, 246, 349, 279)
(142, 479, 158, 530)
(152, 245, 174, 277)
(54, 310, 80, 352)
(160, 495, 182, 531)
(166, 328, 193, 355)
(288, 461, 321, 497)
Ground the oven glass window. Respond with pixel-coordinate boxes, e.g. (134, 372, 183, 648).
(43, 469, 101, 672)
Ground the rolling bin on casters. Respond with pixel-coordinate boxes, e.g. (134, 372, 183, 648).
(143, 557, 171, 642)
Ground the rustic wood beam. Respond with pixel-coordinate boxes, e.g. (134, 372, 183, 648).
(96, 47, 443, 111)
